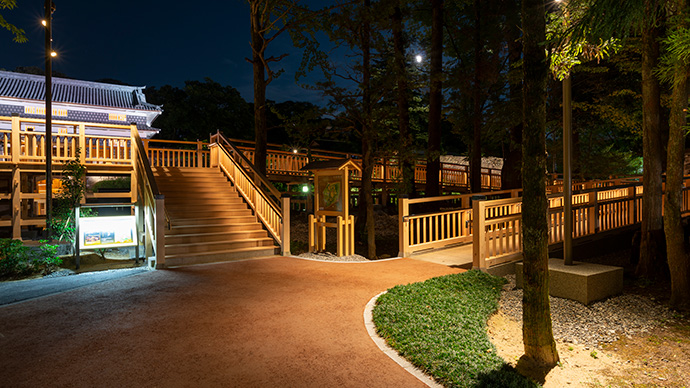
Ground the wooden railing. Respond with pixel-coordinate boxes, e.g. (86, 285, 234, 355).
(398, 188, 522, 257)
(210, 132, 290, 255)
(399, 178, 690, 270)
(226, 137, 502, 190)
(0, 115, 133, 166)
(142, 138, 211, 168)
(0, 116, 138, 237)
(132, 125, 167, 268)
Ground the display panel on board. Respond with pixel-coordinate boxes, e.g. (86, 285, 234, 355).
(78, 215, 137, 249)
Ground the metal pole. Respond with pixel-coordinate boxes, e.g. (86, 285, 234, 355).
(563, 75, 573, 265)
(44, 0, 54, 238)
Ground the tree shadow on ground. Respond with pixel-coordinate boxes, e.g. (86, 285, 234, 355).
(473, 363, 540, 388)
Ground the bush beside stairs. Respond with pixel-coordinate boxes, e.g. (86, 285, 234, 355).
(154, 167, 278, 266)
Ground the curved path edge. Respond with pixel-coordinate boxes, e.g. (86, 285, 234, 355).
(363, 292, 443, 388)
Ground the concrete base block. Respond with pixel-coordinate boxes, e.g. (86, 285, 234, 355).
(515, 259, 623, 305)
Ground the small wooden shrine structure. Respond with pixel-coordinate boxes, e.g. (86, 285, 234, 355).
(301, 159, 360, 257)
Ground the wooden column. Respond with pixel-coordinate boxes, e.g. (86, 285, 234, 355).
(281, 194, 291, 256)
(154, 194, 166, 268)
(79, 124, 86, 164)
(628, 186, 636, 225)
(472, 198, 487, 269)
(12, 166, 21, 239)
(11, 114, 21, 239)
(398, 195, 409, 257)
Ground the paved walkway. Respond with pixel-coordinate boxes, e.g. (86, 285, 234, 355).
(0, 256, 462, 387)
(411, 244, 473, 268)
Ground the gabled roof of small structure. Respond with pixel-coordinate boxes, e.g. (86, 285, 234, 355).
(300, 158, 362, 172)
(0, 70, 161, 112)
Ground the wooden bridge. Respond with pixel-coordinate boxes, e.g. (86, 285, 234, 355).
(1, 115, 679, 270)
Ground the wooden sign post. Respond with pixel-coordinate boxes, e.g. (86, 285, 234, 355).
(301, 159, 360, 257)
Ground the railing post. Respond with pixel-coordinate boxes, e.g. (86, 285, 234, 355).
(11, 115, 21, 239)
(210, 143, 218, 168)
(12, 166, 21, 239)
(628, 186, 636, 225)
(588, 187, 598, 234)
(197, 140, 203, 168)
(281, 194, 291, 256)
(154, 194, 166, 268)
(11, 114, 20, 163)
(79, 124, 86, 164)
(472, 198, 487, 270)
(398, 195, 409, 257)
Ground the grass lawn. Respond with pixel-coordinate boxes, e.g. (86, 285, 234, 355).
(372, 270, 538, 388)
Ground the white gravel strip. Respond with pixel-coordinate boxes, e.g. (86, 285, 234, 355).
(295, 252, 370, 262)
(498, 274, 679, 347)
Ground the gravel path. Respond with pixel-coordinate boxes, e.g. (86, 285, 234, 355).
(296, 252, 370, 262)
(498, 275, 678, 348)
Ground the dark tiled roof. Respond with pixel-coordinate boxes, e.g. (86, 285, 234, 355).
(0, 70, 162, 111)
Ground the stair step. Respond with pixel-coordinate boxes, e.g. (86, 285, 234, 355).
(153, 166, 280, 266)
(168, 222, 264, 235)
(170, 215, 257, 226)
(164, 246, 278, 267)
(166, 238, 275, 255)
(162, 191, 241, 199)
(165, 230, 269, 244)
(168, 209, 252, 219)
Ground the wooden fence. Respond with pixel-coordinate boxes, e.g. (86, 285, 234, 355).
(399, 179, 690, 270)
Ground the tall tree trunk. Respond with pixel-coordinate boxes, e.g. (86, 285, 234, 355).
(392, 1, 415, 198)
(470, 0, 483, 193)
(521, 0, 559, 367)
(358, 0, 376, 259)
(638, 5, 665, 278)
(665, 0, 690, 311)
(250, 2, 268, 176)
(426, 0, 443, 197)
(501, 0, 522, 190)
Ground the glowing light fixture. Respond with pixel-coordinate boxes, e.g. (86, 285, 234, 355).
(302, 185, 309, 193)
(293, 149, 298, 154)
(415, 54, 423, 63)
(50, 51, 57, 57)
(41, 19, 47, 26)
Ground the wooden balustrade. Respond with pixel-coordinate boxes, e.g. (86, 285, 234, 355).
(132, 125, 166, 267)
(210, 132, 289, 255)
(399, 179, 690, 270)
(398, 188, 521, 257)
(142, 139, 210, 168)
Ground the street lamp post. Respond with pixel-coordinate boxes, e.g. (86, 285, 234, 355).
(44, 0, 55, 238)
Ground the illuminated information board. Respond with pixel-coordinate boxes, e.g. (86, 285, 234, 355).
(78, 215, 137, 249)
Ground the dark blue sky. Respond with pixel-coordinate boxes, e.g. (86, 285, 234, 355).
(1, 0, 326, 104)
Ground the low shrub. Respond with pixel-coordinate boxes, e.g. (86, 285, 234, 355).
(0, 239, 63, 279)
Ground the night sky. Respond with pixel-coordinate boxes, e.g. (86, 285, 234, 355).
(1, 1, 326, 104)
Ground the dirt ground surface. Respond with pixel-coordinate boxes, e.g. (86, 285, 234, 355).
(489, 312, 690, 387)
(0, 256, 461, 387)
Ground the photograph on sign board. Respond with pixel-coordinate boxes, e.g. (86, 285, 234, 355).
(318, 175, 342, 212)
(79, 215, 137, 248)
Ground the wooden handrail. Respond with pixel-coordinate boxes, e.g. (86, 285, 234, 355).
(210, 132, 287, 252)
(211, 131, 282, 204)
(131, 124, 167, 267)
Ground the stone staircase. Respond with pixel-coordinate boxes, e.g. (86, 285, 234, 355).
(153, 167, 277, 266)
